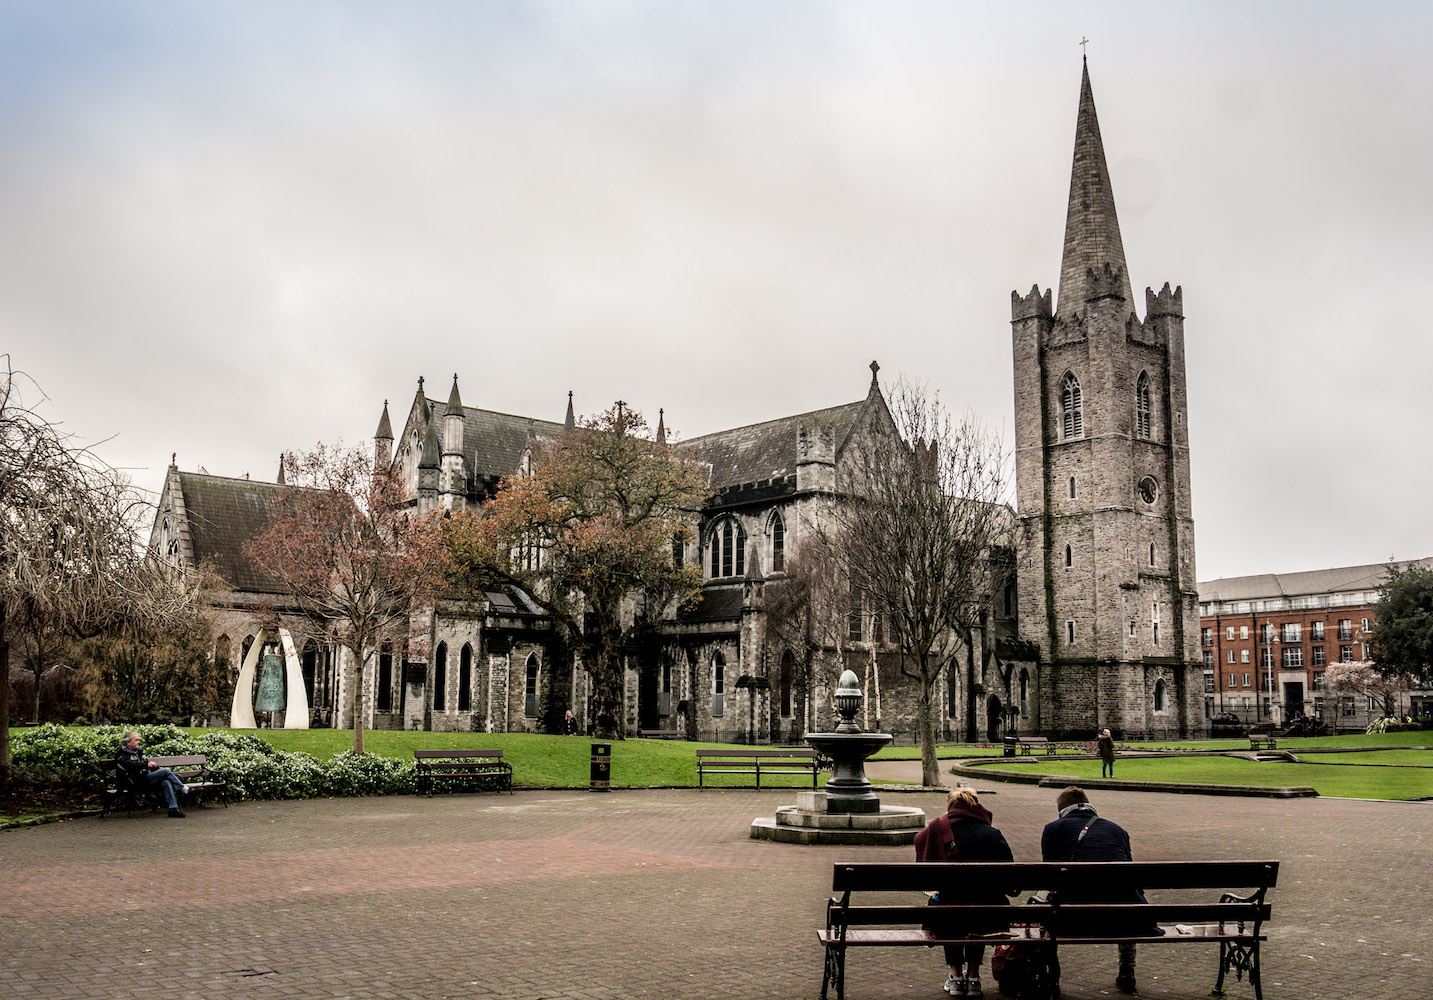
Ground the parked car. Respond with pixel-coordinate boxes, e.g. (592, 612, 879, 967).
(1208, 712, 1245, 735)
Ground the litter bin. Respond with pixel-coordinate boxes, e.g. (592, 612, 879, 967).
(1002, 736, 1019, 758)
(590, 741, 611, 792)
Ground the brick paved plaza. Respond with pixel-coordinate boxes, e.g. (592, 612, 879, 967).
(1, 767, 1427, 1000)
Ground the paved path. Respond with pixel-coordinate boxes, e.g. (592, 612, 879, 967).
(1, 779, 1427, 999)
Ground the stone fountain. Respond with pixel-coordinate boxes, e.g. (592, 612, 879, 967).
(750, 669, 927, 845)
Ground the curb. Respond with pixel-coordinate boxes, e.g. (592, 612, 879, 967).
(0, 807, 103, 831)
(948, 760, 1320, 798)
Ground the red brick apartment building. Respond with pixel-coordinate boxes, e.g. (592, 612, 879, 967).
(1197, 558, 1433, 729)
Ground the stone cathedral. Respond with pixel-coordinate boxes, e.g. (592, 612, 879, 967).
(150, 62, 1202, 741)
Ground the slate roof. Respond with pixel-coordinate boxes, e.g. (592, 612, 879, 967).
(1197, 557, 1433, 603)
(677, 585, 745, 624)
(425, 399, 564, 480)
(176, 472, 288, 594)
(676, 401, 865, 490)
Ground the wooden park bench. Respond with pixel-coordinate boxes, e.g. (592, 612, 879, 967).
(638, 729, 686, 740)
(413, 749, 513, 796)
(1249, 735, 1278, 751)
(696, 748, 821, 789)
(1002, 735, 1053, 756)
(818, 860, 1278, 1000)
(96, 755, 229, 818)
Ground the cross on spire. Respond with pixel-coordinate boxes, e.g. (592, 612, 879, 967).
(1080, 36, 1089, 57)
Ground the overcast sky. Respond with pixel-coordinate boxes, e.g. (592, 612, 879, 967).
(4, 1, 1430, 582)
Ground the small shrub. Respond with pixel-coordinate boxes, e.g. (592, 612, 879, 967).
(327, 750, 415, 797)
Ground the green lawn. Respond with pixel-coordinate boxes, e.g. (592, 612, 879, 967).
(192, 728, 829, 790)
(986, 750, 1433, 800)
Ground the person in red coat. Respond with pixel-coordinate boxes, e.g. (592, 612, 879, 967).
(915, 787, 1014, 997)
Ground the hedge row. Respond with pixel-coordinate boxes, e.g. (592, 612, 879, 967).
(10, 724, 417, 801)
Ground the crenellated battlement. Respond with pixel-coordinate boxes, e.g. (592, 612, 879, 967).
(1145, 282, 1183, 318)
(1011, 284, 1053, 321)
(1083, 263, 1128, 304)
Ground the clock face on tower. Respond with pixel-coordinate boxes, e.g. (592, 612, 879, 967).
(1138, 476, 1159, 505)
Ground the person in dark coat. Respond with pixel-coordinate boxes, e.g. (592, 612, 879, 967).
(1097, 729, 1116, 777)
(915, 787, 1014, 997)
(1040, 786, 1159, 994)
(114, 730, 187, 818)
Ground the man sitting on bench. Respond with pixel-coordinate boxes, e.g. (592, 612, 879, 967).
(115, 730, 188, 818)
(1040, 786, 1159, 994)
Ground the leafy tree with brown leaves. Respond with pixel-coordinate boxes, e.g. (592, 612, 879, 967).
(445, 403, 709, 739)
(244, 444, 447, 754)
(834, 380, 1011, 786)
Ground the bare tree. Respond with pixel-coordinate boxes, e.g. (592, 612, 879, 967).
(244, 444, 448, 754)
(834, 379, 1011, 786)
(1, 359, 167, 780)
(763, 536, 858, 736)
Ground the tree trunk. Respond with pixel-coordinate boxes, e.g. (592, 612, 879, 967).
(963, 631, 978, 740)
(917, 658, 939, 786)
(350, 646, 366, 755)
(592, 631, 626, 740)
(1, 600, 11, 785)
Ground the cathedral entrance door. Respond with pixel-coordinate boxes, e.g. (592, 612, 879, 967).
(986, 696, 1003, 742)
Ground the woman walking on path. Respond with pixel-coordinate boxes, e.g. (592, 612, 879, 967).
(1098, 729, 1116, 778)
(914, 787, 1014, 997)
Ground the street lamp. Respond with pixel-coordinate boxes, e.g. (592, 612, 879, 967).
(1264, 620, 1283, 728)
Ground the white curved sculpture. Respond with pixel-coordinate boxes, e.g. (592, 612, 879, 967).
(229, 627, 309, 730)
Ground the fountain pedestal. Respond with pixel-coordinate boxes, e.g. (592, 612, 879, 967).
(749, 669, 926, 845)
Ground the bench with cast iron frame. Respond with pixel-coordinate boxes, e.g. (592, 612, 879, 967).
(97, 755, 229, 818)
(696, 748, 822, 789)
(413, 749, 513, 796)
(818, 860, 1278, 1000)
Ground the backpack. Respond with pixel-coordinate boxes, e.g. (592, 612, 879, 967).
(990, 934, 1059, 1000)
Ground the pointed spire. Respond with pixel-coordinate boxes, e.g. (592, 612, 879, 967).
(375, 400, 393, 440)
(563, 390, 575, 432)
(656, 408, 666, 446)
(420, 412, 441, 469)
(1056, 59, 1133, 321)
(276, 453, 286, 485)
(446, 373, 463, 412)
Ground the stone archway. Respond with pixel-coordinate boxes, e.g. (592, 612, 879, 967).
(986, 695, 1004, 742)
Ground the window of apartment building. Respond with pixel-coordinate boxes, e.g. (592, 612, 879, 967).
(1261, 648, 1274, 668)
(1341, 697, 1355, 717)
(1239, 625, 1248, 640)
(1361, 617, 1371, 633)
(1227, 672, 1237, 687)
(1310, 621, 1325, 641)
(1061, 372, 1083, 439)
(1241, 672, 1250, 687)
(1202, 627, 1213, 646)
(1282, 647, 1303, 667)
(1227, 650, 1236, 664)
(1281, 623, 1301, 643)
(1313, 646, 1326, 666)
(1241, 649, 1250, 663)
(1204, 673, 1215, 692)
(1203, 651, 1214, 668)
(1338, 619, 1353, 640)
(1313, 673, 1324, 691)
(1226, 626, 1236, 641)
(1340, 645, 1353, 662)
(1260, 624, 1274, 643)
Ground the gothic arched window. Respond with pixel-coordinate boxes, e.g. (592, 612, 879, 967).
(779, 649, 794, 718)
(1135, 371, 1151, 439)
(525, 654, 540, 718)
(1061, 372, 1083, 440)
(770, 511, 785, 572)
(709, 517, 746, 578)
(432, 642, 446, 712)
(458, 644, 472, 712)
(1154, 677, 1167, 713)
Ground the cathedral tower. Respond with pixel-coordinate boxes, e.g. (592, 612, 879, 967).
(1011, 61, 1200, 737)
